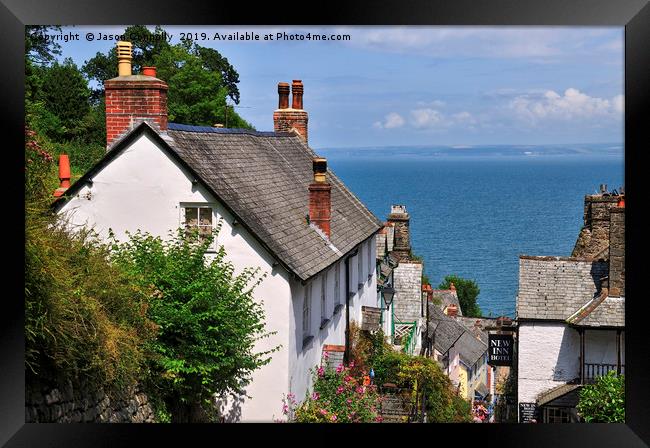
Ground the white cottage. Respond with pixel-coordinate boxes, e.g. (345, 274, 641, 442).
(516, 191, 625, 423)
(53, 44, 381, 422)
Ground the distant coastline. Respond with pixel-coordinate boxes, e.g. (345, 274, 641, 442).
(317, 143, 624, 160)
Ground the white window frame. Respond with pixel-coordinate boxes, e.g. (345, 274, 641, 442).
(180, 203, 218, 252)
(320, 273, 328, 328)
(334, 262, 341, 310)
(303, 283, 312, 342)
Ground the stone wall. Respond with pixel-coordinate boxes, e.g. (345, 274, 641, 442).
(393, 262, 423, 323)
(608, 207, 625, 297)
(572, 195, 620, 258)
(387, 205, 411, 261)
(26, 375, 155, 423)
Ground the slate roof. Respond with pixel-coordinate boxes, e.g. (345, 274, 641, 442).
(427, 303, 466, 354)
(456, 331, 488, 367)
(456, 316, 498, 345)
(164, 124, 382, 280)
(537, 384, 581, 407)
(430, 290, 463, 317)
(516, 256, 623, 328)
(56, 122, 382, 281)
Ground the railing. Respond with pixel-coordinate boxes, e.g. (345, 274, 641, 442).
(402, 324, 417, 355)
(583, 363, 625, 382)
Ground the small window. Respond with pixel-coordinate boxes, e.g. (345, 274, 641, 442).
(357, 246, 363, 290)
(334, 263, 341, 308)
(303, 283, 312, 341)
(320, 274, 328, 328)
(181, 204, 216, 250)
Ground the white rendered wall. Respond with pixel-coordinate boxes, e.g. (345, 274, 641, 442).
(57, 134, 291, 422)
(288, 237, 378, 403)
(517, 322, 581, 404)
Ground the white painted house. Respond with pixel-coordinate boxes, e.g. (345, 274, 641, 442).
(516, 192, 625, 423)
(53, 46, 381, 422)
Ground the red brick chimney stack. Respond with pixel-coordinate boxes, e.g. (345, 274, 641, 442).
(309, 157, 332, 238)
(273, 80, 309, 143)
(53, 154, 71, 197)
(104, 41, 169, 149)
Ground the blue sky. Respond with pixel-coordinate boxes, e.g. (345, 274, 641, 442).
(56, 26, 624, 150)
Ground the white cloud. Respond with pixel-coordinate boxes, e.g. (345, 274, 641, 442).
(509, 88, 623, 125)
(374, 112, 405, 129)
(411, 108, 446, 129)
(330, 27, 619, 61)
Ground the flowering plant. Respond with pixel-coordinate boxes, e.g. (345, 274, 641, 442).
(287, 363, 383, 423)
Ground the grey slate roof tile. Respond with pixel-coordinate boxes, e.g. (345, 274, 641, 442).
(166, 125, 382, 280)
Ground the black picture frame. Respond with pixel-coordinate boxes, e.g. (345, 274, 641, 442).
(3, 0, 648, 446)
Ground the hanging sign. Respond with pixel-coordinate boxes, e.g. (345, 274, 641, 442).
(488, 334, 513, 366)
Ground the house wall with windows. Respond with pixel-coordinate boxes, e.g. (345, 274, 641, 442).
(57, 132, 378, 421)
(288, 238, 377, 403)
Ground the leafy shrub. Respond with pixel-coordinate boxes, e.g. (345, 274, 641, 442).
(288, 362, 382, 423)
(110, 227, 278, 422)
(577, 371, 625, 423)
(25, 126, 156, 395)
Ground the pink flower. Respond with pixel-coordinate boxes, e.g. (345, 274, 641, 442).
(347, 398, 352, 404)
(323, 351, 330, 359)
(336, 364, 344, 374)
(336, 386, 344, 394)
(282, 404, 289, 414)
(375, 416, 383, 423)
(330, 414, 338, 422)
(344, 375, 353, 383)
(312, 392, 320, 400)
(317, 366, 325, 377)
(356, 386, 365, 394)
(349, 361, 355, 368)
(320, 408, 328, 416)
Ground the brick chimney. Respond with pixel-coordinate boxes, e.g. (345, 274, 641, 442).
(273, 80, 308, 143)
(104, 41, 168, 149)
(309, 157, 331, 238)
(387, 205, 411, 261)
(445, 304, 458, 317)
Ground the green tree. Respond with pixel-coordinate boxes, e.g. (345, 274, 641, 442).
(82, 25, 249, 127)
(110, 227, 277, 422)
(37, 58, 91, 140)
(438, 275, 482, 317)
(577, 371, 625, 422)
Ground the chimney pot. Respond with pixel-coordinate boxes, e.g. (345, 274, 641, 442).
(292, 80, 304, 110)
(142, 66, 157, 77)
(53, 154, 71, 197)
(116, 41, 133, 77)
(278, 82, 290, 109)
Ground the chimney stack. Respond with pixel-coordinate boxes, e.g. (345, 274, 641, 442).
(608, 205, 625, 296)
(445, 304, 458, 317)
(104, 41, 168, 149)
(273, 80, 308, 143)
(53, 154, 71, 197)
(387, 205, 411, 261)
(308, 157, 331, 238)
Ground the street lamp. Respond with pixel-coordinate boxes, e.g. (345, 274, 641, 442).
(382, 284, 395, 310)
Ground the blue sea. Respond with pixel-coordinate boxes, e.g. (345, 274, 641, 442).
(320, 145, 624, 318)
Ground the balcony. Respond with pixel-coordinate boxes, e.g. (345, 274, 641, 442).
(583, 363, 625, 384)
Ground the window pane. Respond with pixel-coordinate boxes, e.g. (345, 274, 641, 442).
(185, 207, 198, 226)
(199, 207, 212, 225)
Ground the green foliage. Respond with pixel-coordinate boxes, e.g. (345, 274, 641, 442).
(438, 275, 482, 317)
(577, 371, 625, 423)
(110, 227, 278, 422)
(25, 26, 62, 66)
(289, 363, 382, 423)
(25, 128, 156, 394)
(82, 25, 250, 127)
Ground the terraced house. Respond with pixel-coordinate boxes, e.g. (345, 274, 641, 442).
(53, 42, 382, 422)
